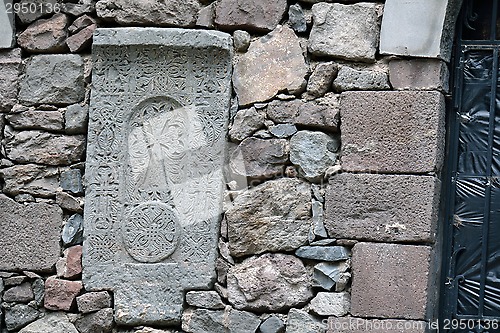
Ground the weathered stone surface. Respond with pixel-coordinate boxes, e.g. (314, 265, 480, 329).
(56, 245, 82, 279)
(65, 104, 89, 134)
(19, 54, 84, 105)
(229, 107, 265, 142)
(327, 318, 428, 333)
(325, 173, 441, 242)
(269, 124, 297, 138)
(266, 94, 340, 131)
(3, 283, 34, 303)
(18, 13, 69, 53)
(308, 3, 380, 62)
(61, 2, 94, 16)
(76, 291, 112, 314)
(313, 261, 350, 291)
(44, 277, 82, 311)
(341, 91, 445, 173)
(215, 0, 286, 32)
(60, 169, 83, 194)
(182, 307, 261, 333)
(74, 308, 113, 333)
(4, 128, 86, 166)
(18, 312, 79, 333)
(196, 3, 215, 29)
(306, 62, 337, 98)
(56, 191, 83, 213)
(31, 278, 44, 307)
(309, 292, 350, 316)
(68, 15, 96, 34)
(290, 130, 338, 181)
(233, 30, 251, 53)
(260, 316, 285, 333)
(67, 24, 96, 53)
(5, 110, 64, 131)
(4, 276, 26, 286)
(62, 214, 84, 246)
(0, 195, 61, 271)
(311, 199, 327, 240)
(389, 58, 450, 92)
(286, 308, 325, 333)
(0, 48, 21, 112)
(0, 0, 15, 48)
(380, 0, 459, 61)
(227, 253, 313, 311)
(0, 164, 61, 198)
(230, 138, 288, 179)
(351, 243, 431, 319)
(15, 0, 59, 24)
(227, 178, 311, 257)
(186, 291, 225, 310)
(234, 25, 307, 106)
(83, 28, 232, 326)
(289, 4, 307, 33)
(332, 66, 389, 91)
(295, 246, 350, 261)
(4, 303, 40, 331)
(96, 0, 200, 27)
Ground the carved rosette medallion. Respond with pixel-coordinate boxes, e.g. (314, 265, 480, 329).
(123, 202, 180, 263)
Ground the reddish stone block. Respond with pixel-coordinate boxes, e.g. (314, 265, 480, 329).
(44, 277, 82, 311)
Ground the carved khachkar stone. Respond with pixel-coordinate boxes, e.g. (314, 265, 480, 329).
(82, 28, 232, 326)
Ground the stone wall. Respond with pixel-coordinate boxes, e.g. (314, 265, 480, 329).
(0, 0, 459, 332)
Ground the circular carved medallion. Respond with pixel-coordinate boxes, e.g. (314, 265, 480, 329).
(123, 202, 179, 263)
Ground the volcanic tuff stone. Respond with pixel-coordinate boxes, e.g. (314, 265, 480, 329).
(4, 303, 40, 331)
(60, 169, 83, 194)
(289, 4, 307, 33)
(215, 0, 286, 32)
(182, 307, 261, 333)
(309, 292, 350, 316)
(96, 0, 200, 27)
(0, 164, 61, 198)
(74, 308, 114, 333)
(286, 308, 325, 333)
(226, 178, 311, 257)
(62, 214, 84, 246)
(266, 94, 340, 131)
(196, 3, 215, 29)
(325, 173, 441, 243)
(269, 124, 297, 138)
(0, 195, 62, 271)
(227, 253, 313, 311)
(233, 30, 251, 52)
(68, 15, 96, 34)
(18, 13, 69, 53)
(56, 191, 82, 213)
(229, 107, 265, 142)
(295, 246, 350, 261)
(351, 243, 432, 320)
(308, 3, 380, 62)
(327, 318, 428, 333)
(56, 245, 83, 279)
(313, 261, 350, 291)
(389, 58, 450, 92)
(5, 110, 64, 131)
(3, 283, 34, 303)
(66, 24, 96, 53)
(229, 138, 288, 179)
(0, 48, 21, 112)
(332, 66, 390, 91)
(340, 91, 445, 173)
(306, 62, 337, 98)
(62, 104, 87, 133)
(290, 130, 338, 181)
(19, 54, 85, 105)
(76, 291, 112, 313)
(260, 316, 285, 333)
(18, 312, 79, 333)
(185, 291, 225, 310)
(233, 25, 308, 106)
(4, 127, 86, 166)
(44, 277, 82, 311)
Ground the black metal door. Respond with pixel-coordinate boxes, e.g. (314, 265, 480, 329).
(441, 1, 500, 332)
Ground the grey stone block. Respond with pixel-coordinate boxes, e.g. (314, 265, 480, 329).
(340, 91, 445, 173)
(65, 104, 89, 134)
(83, 28, 232, 326)
(0, 194, 62, 272)
(380, 0, 461, 61)
(325, 173, 441, 243)
(4, 303, 40, 331)
(0, 48, 21, 112)
(0, 0, 15, 48)
(0, 164, 61, 198)
(60, 169, 83, 194)
(389, 58, 450, 92)
(332, 65, 390, 92)
(308, 3, 380, 62)
(19, 55, 85, 106)
(182, 307, 261, 333)
(286, 308, 325, 333)
(260, 315, 285, 333)
(351, 243, 432, 320)
(295, 246, 350, 261)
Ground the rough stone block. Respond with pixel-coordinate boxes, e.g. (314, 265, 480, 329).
(5, 109, 64, 131)
(0, 194, 62, 272)
(0, 48, 21, 112)
(325, 173, 441, 243)
(0, 0, 15, 48)
(76, 291, 112, 313)
(18, 312, 79, 333)
(0, 164, 61, 198)
(181, 307, 261, 333)
(17, 13, 69, 53)
(389, 58, 450, 92)
(83, 28, 232, 326)
(340, 91, 445, 173)
(380, 0, 460, 61)
(18, 54, 85, 106)
(327, 318, 429, 333)
(351, 243, 432, 320)
(44, 277, 82, 311)
(308, 3, 380, 62)
(65, 104, 89, 134)
(332, 66, 389, 92)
